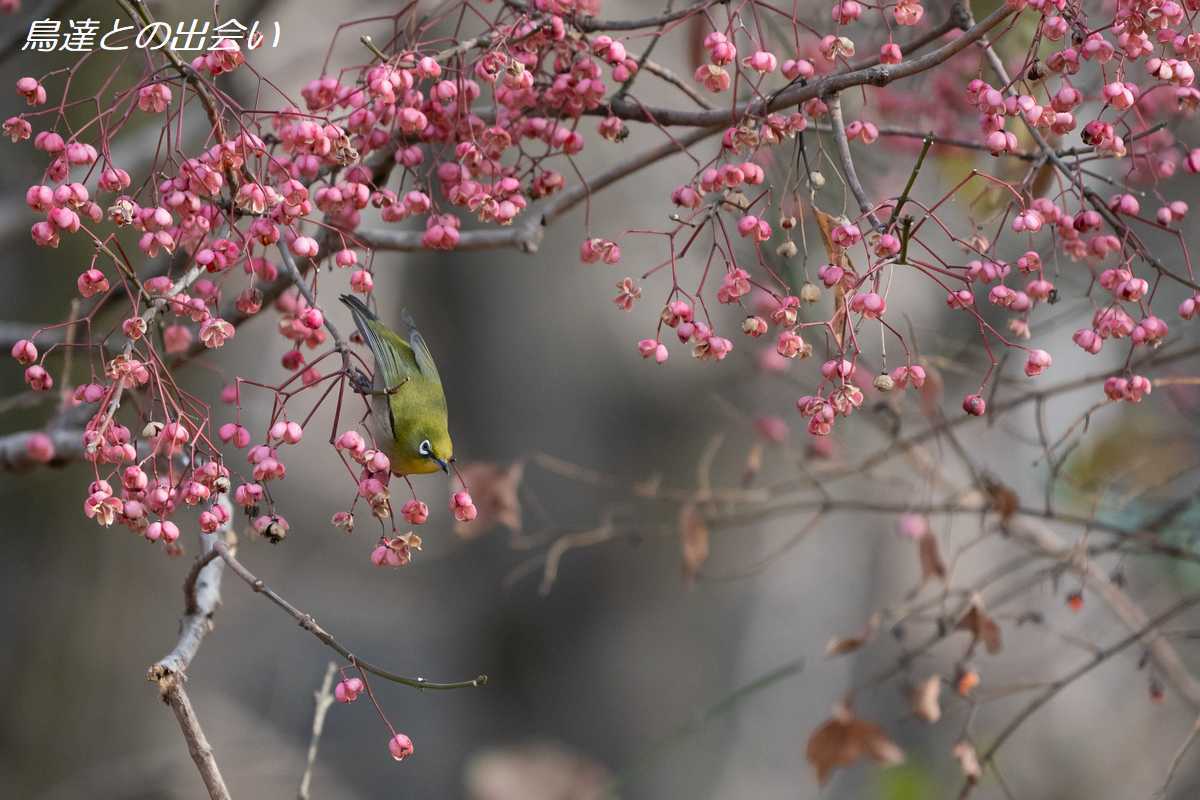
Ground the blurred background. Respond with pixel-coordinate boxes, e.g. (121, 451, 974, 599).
(2, 1, 1200, 798)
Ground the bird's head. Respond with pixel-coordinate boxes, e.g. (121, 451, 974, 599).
(414, 428, 454, 473)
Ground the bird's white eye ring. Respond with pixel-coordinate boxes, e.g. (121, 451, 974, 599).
(418, 439, 432, 456)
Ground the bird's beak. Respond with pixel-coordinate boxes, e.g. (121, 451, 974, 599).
(433, 456, 449, 473)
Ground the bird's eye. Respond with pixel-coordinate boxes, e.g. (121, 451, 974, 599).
(418, 439, 432, 456)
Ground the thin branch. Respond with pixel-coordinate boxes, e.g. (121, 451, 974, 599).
(297, 662, 339, 800)
(958, 588, 1200, 799)
(0, 322, 62, 351)
(1155, 715, 1200, 799)
(604, 655, 805, 794)
(1007, 515, 1200, 708)
(573, 0, 720, 32)
(638, 56, 715, 110)
(213, 540, 488, 691)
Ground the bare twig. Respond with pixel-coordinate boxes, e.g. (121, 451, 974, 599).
(957, 589, 1200, 799)
(297, 662, 339, 800)
(1155, 715, 1200, 799)
(572, 0, 720, 32)
(213, 540, 488, 690)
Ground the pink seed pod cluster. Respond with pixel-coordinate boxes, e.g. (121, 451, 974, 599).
(5, 0, 1200, 778)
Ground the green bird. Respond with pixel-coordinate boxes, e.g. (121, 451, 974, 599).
(340, 295, 454, 475)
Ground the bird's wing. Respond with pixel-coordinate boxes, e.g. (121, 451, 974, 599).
(407, 327, 443, 387)
(341, 295, 418, 390)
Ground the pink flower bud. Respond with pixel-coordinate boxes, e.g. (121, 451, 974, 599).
(879, 42, 903, 64)
(147, 520, 180, 543)
(1024, 348, 1052, 377)
(388, 733, 414, 761)
(962, 393, 987, 416)
(637, 338, 669, 363)
(782, 58, 815, 80)
(743, 50, 778, 73)
(401, 499, 429, 525)
(24, 364, 52, 391)
(450, 490, 477, 523)
(335, 678, 364, 703)
(11, 338, 36, 365)
(1071, 328, 1102, 354)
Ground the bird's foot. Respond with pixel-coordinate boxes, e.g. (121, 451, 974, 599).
(347, 368, 374, 395)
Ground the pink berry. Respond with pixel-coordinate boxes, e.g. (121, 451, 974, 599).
(11, 338, 36, 365)
(388, 733, 414, 761)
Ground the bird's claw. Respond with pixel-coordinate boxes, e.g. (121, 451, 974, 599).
(348, 368, 374, 395)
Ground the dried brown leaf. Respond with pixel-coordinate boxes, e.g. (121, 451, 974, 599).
(811, 207, 858, 348)
(918, 534, 946, 583)
(806, 705, 905, 786)
(911, 675, 942, 723)
(679, 502, 710, 581)
(985, 479, 1020, 522)
(952, 740, 982, 783)
(825, 614, 880, 658)
(956, 596, 1003, 654)
(742, 442, 763, 486)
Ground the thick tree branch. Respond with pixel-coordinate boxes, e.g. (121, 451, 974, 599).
(149, 501, 233, 682)
(359, 125, 721, 252)
(600, 5, 1010, 126)
(157, 675, 233, 800)
(0, 427, 86, 471)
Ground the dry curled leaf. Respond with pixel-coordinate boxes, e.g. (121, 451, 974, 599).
(956, 596, 1003, 654)
(806, 704, 905, 786)
(984, 478, 1020, 522)
(742, 442, 763, 486)
(952, 740, 982, 784)
(825, 613, 880, 658)
(454, 461, 524, 539)
(911, 674, 942, 723)
(918, 533, 946, 583)
(679, 502, 710, 581)
(812, 206, 858, 348)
